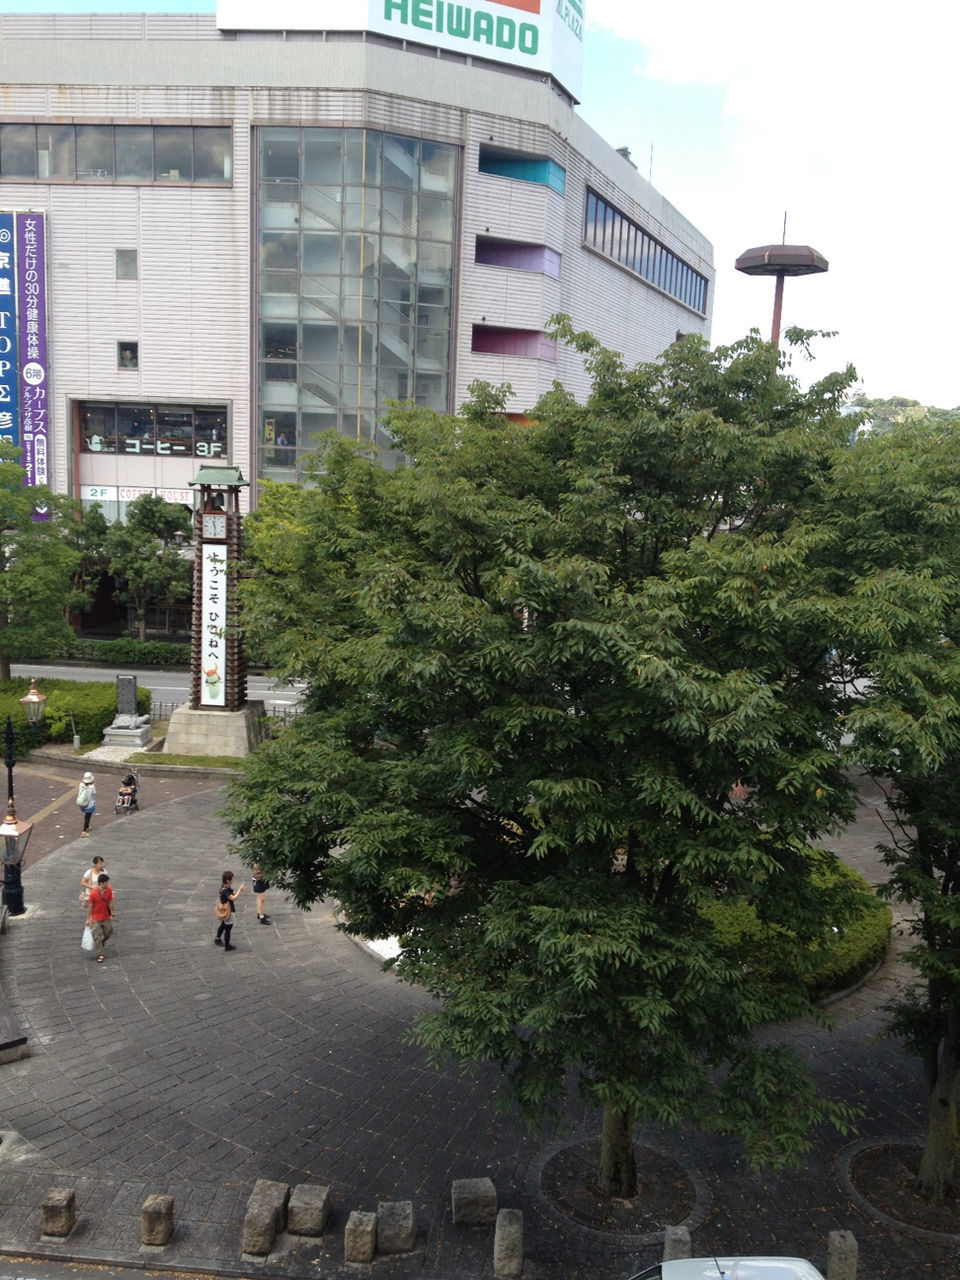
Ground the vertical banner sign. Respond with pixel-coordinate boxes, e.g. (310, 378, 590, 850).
(0, 213, 18, 452)
(16, 212, 49, 515)
(201, 544, 228, 707)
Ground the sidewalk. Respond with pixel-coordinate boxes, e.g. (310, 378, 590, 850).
(0, 766, 951, 1280)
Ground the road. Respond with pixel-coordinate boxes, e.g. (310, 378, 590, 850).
(11, 661, 302, 713)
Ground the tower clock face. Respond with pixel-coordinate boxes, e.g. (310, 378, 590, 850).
(202, 513, 227, 540)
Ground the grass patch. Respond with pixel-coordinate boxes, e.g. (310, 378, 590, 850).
(127, 751, 242, 770)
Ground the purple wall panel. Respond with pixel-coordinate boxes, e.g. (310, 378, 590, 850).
(475, 239, 562, 279)
(472, 326, 557, 361)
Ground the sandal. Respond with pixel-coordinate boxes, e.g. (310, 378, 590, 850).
(96, 955, 104, 964)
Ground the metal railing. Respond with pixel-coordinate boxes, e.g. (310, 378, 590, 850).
(150, 698, 300, 727)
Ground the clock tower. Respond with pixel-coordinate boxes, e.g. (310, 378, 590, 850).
(163, 465, 267, 757)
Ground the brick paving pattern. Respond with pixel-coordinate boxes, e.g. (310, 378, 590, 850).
(0, 757, 953, 1279)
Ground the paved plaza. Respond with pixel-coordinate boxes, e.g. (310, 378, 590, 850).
(0, 755, 954, 1279)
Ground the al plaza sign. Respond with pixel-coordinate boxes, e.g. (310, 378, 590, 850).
(216, 0, 583, 98)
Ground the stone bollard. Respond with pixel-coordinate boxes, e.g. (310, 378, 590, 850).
(41, 1188, 76, 1238)
(377, 1200, 416, 1254)
(493, 1207, 523, 1278)
(288, 1183, 331, 1237)
(451, 1176, 498, 1226)
(344, 1209, 377, 1263)
(827, 1229, 858, 1280)
(242, 1177, 290, 1256)
(141, 1194, 175, 1246)
(663, 1225, 692, 1260)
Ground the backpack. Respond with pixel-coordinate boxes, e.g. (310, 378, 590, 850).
(77, 784, 90, 809)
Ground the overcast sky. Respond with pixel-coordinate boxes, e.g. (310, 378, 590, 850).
(6, 0, 957, 407)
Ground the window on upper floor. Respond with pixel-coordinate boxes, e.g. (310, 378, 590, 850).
(0, 124, 232, 185)
(584, 187, 708, 316)
(79, 401, 227, 458)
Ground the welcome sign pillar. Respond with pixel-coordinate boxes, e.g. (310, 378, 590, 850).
(163, 466, 268, 758)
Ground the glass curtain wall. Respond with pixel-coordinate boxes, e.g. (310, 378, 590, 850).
(257, 127, 458, 476)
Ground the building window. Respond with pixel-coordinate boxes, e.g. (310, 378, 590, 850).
(116, 249, 138, 280)
(584, 187, 708, 316)
(256, 126, 459, 478)
(0, 124, 232, 185)
(79, 402, 227, 458)
(118, 342, 138, 370)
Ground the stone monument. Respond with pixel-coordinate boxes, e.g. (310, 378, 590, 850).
(163, 466, 267, 758)
(102, 674, 151, 748)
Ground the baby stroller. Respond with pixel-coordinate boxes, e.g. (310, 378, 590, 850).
(115, 771, 140, 814)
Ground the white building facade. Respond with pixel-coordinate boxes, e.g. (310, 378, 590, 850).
(0, 7, 713, 518)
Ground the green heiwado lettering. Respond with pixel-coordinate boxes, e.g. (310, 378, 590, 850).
(383, 0, 540, 57)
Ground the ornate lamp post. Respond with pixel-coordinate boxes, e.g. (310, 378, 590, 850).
(0, 677, 47, 916)
(19, 677, 47, 730)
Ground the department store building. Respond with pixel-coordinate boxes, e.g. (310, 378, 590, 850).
(0, 2, 714, 520)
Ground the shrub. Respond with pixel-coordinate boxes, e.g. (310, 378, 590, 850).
(50, 636, 192, 667)
(707, 861, 891, 1001)
(0, 678, 150, 748)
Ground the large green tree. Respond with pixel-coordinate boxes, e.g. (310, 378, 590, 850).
(229, 327, 867, 1191)
(827, 419, 960, 1202)
(0, 442, 81, 680)
(63, 499, 108, 621)
(105, 493, 192, 642)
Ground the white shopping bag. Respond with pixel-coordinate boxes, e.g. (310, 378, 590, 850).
(81, 925, 95, 953)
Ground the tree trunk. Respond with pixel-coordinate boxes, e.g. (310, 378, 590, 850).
(916, 1018, 960, 1202)
(137, 614, 147, 644)
(0, 652, 9, 683)
(599, 1103, 637, 1198)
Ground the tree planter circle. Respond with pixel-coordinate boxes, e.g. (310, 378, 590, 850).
(530, 1139, 709, 1242)
(838, 1138, 960, 1242)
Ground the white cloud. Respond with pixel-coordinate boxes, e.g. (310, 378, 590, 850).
(581, 2, 960, 405)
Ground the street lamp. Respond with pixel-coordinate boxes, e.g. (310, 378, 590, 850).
(0, 678, 46, 916)
(19, 677, 47, 730)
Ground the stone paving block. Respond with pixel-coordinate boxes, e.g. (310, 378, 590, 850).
(377, 1199, 415, 1254)
(41, 1187, 76, 1237)
(452, 1176, 497, 1226)
(242, 1177, 290, 1256)
(288, 1182, 331, 1236)
(140, 1193, 174, 1245)
(344, 1209, 376, 1263)
(493, 1207, 523, 1277)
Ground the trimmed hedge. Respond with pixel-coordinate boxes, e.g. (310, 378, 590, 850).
(0, 678, 151, 749)
(707, 862, 891, 1001)
(54, 637, 192, 667)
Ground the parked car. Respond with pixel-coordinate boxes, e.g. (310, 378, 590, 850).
(627, 1259, 826, 1280)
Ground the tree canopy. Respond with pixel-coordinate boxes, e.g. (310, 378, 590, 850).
(826, 419, 960, 1201)
(105, 493, 192, 642)
(849, 394, 960, 435)
(0, 442, 81, 680)
(228, 326, 871, 1188)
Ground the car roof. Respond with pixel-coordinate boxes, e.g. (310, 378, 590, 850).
(659, 1259, 826, 1280)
